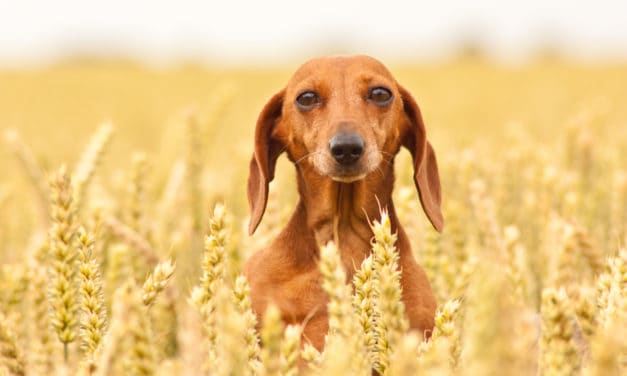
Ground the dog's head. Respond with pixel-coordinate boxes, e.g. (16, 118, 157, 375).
(247, 55, 443, 234)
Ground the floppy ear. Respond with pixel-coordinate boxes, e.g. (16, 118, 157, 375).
(247, 89, 286, 235)
(398, 85, 444, 232)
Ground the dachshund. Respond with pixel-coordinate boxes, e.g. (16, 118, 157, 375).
(243, 55, 443, 350)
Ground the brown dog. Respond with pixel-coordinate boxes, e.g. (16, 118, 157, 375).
(243, 55, 443, 350)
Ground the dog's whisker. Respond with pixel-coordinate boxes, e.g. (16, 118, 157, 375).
(375, 152, 393, 167)
(294, 151, 321, 165)
(375, 165, 386, 179)
(379, 156, 393, 166)
(378, 149, 395, 163)
(379, 150, 395, 158)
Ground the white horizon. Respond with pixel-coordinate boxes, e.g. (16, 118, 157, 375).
(1, 0, 627, 66)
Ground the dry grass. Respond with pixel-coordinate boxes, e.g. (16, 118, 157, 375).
(0, 57, 626, 375)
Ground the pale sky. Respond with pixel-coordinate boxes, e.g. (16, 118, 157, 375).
(1, 0, 627, 65)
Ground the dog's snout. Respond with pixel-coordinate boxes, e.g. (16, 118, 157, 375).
(329, 132, 365, 165)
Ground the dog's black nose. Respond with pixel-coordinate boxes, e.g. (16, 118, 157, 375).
(329, 132, 365, 165)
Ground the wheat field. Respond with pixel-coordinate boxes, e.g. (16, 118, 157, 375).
(0, 58, 625, 375)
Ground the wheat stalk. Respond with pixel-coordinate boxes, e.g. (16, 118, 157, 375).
(540, 287, 580, 376)
(259, 305, 283, 376)
(352, 254, 377, 364)
(233, 275, 262, 374)
(279, 325, 301, 376)
(142, 259, 175, 306)
(48, 166, 80, 360)
(4, 129, 49, 226)
(27, 262, 55, 374)
(370, 210, 408, 375)
(318, 241, 370, 374)
(76, 226, 107, 367)
(0, 313, 26, 376)
(73, 122, 114, 211)
(190, 203, 229, 371)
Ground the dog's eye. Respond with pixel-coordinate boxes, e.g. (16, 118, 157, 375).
(367, 87, 393, 106)
(296, 91, 322, 110)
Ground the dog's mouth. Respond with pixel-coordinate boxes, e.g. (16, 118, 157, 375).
(329, 170, 368, 183)
(327, 161, 378, 182)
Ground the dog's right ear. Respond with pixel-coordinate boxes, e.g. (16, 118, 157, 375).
(398, 84, 444, 233)
(247, 89, 286, 235)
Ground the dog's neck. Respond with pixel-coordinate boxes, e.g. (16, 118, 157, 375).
(281, 161, 404, 272)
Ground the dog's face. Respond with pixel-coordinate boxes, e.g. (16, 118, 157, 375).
(247, 55, 443, 234)
(277, 55, 405, 182)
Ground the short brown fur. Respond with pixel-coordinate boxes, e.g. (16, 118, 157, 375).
(244, 55, 443, 350)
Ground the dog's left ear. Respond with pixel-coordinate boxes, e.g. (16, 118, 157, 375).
(398, 85, 444, 232)
(247, 89, 286, 235)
